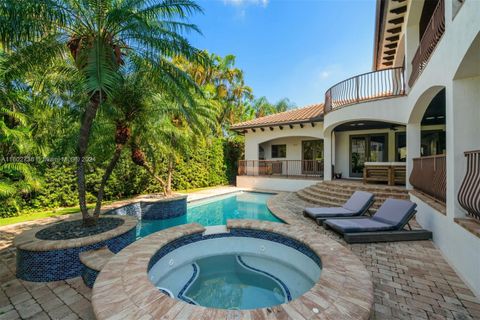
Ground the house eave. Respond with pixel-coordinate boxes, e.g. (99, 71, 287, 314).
(230, 117, 324, 132)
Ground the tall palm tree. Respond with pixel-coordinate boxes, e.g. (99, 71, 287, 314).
(0, 0, 205, 224)
(129, 85, 216, 197)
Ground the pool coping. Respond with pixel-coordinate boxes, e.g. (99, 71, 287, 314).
(91, 220, 373, 319)
(14, 215, 137, 252)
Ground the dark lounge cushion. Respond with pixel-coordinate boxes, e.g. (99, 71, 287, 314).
(342, 191, 375, 213)
(325, 218, 396, 233)
(304, 207, 355, 218)
(371, 199, 417, 229)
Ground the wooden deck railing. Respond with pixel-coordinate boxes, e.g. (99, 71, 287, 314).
(238, 160, 324, 178)
(458, 150, 480, 221)
(408, 0, 445, 87)
(324, 67, 405, 113)
(409, 154, 446, 203)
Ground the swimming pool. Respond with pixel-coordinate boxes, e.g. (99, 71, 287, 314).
(136, 192, 282, 238)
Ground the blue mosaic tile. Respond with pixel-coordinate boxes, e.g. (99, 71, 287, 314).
(82, 265, 99, 288)
(178, 263, 199, 305)
(16, 228, 135, 282)
(141, 198, 187, 220)
(107, 198, 187, 221)
(148, 228, 322, 272)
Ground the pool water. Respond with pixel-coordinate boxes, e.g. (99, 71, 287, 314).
(136, 192, 281, 238)
(183, 255, 287, 309)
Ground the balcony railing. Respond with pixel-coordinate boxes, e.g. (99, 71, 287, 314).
(324, 67, 405, 113)
(458, 150, 480, 221)
(409, 154, 446, 203)
(238, 160, 324, 178)
(408, 0, 445, 87)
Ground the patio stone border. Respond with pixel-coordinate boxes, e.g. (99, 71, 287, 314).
(14, 215, 137, 282)
(92, 220, 373, 319)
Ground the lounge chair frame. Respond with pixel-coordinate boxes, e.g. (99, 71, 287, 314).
(315, 203, 374, 225)
(323, 209, 433, 243)
(304, 197, 376, 226)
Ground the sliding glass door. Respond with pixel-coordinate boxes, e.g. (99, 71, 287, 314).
(302, 140, 323, 174)
(350, 134, 388, 177)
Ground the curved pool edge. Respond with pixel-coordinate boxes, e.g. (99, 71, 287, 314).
(266, 193, 297, 225)
(92, 220, 373, 320)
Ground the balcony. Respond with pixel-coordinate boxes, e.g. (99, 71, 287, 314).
(238, 160, 324, 178)
(409, 154, 446, 204)
(324, 67, 406, 114)
(458, 150, 480, 222)
(408, 0, 445, 87)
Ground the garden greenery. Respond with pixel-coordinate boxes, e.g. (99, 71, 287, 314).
(0, 0, 294, 220)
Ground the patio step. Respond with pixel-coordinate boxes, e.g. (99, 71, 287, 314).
(304, 185, 409, 201)
(296, 180, 409, 213)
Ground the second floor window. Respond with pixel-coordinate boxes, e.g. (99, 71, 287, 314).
(271, 144, 286, 158)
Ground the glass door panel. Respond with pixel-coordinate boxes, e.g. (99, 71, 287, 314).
(369, 135, 387, 162)
(350, 134, 388, 177)
(350, 137, 367, 177)
(302, 140, 324, 174)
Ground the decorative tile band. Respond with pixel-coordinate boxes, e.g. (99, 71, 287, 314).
(140, 198, 187, 220)
(16, 228, 136, 282)
(236, 256, 292, 302)
(107, 197, 187, 220)
(148, 228, 321, 272)
(177, 263, 199, 305)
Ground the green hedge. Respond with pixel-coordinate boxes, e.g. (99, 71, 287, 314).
(0, 137, 242, 218)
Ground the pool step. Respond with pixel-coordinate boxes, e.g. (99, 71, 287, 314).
(79, 247, 115, 288)
(296, 181, 409, 214)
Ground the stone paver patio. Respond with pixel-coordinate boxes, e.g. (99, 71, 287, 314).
(0, 188, 479, 319)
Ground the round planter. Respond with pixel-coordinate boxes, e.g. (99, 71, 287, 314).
(139, 195, 187, 220)
(14, 215, 137, 282)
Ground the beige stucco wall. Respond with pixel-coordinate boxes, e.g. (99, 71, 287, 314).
(244, 123, 323, 160)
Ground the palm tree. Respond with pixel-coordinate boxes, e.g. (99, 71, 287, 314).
(0, 0, 205, 224)
(128, 86, 216, 197)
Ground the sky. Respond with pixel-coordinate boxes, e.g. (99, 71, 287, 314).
(189, 0, 377, 107)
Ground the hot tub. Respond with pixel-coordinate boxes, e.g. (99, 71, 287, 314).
(147, 228, 321, 309)
(91, 221, 374, 319)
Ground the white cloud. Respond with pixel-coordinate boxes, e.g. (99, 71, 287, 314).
(320, 71, 331, 79)
(223, 0, 269, 8)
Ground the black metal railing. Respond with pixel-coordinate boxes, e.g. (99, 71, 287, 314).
(458, 150, 480, 221)
(409, 0, 445, 87)
(324, 67, 405, 113)
(238, 160, 323, 178)
(410, 154, 446, 203)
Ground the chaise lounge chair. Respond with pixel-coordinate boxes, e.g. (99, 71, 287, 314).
(324, 198, 432, 243)
(303, 191, 375, 225)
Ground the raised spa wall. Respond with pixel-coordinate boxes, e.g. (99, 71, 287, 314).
(107, 194, 187, 220)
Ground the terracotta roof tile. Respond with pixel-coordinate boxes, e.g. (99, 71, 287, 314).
(230, 103, 324, 130)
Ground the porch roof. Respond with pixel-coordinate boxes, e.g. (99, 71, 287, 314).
(231, 103, 324, 131)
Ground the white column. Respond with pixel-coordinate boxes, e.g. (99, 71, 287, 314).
(449, 78, 480, 218)
(323, 131, 332, 181)
(406, 123, 421, 189)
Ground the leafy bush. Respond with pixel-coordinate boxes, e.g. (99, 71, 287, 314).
(0, 137, 242, 217)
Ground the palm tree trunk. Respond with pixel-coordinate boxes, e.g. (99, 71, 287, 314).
(93, 144, 124, 218)
(144, 162, 168, 196)
(166, 159, 173, 197)
(77, 93, 101, 226)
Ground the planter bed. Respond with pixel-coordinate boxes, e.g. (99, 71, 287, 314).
(14, 215, 137, 282)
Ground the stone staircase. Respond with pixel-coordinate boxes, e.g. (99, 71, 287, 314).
(296, 180, 409, 213)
